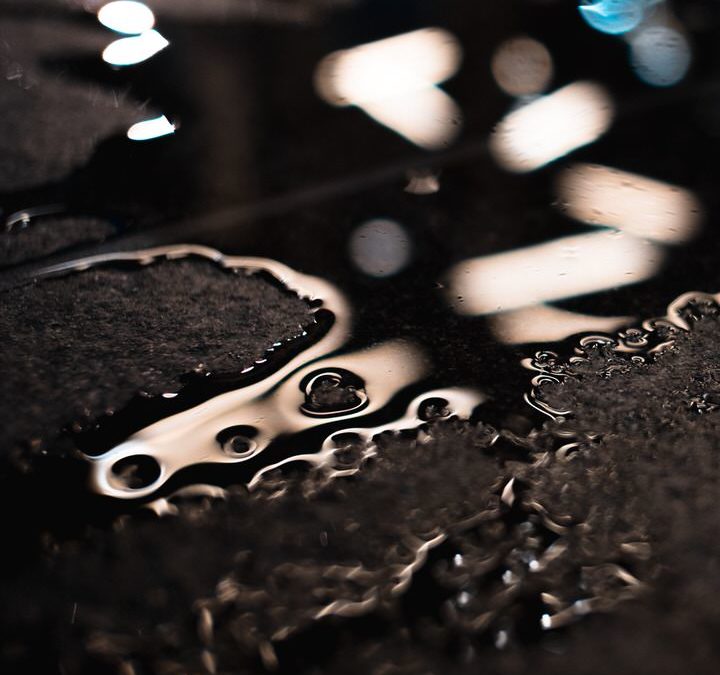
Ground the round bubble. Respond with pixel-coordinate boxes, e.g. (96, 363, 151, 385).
(578, 0, 648, 35)
(349, 219, 412, 277)
(630, 26, 691, 87)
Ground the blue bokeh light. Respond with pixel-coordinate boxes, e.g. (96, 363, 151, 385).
(578, 0, 658, 36)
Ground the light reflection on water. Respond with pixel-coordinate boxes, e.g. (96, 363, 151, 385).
(127, 114, 176, 141)
(557, 163, 701, 244)
(490, 81, 614, 173)
(491, 36, 554, 98)
(349, 218, 412, 278)
(630, 24, 691, 87)
(314, 28, 463, 149)
(446, 230, 664, 316)
(102, 28, 169, 66)
(97, 1, 155, 35)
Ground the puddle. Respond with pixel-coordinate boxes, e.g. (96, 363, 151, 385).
(2, 0, 720, 672)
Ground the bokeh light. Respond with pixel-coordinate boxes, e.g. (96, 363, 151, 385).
(127, 115, 175, 140)
(349, 219, 412, 277)
(490, 81, 614, 173)
(557, 163, 701, 243)
(102, 29, 169, 66)
(315, 29, 462, 150)
(97, 1, 155, 35)
(630, 24, 691, 87)
(491, 36, 553, 97)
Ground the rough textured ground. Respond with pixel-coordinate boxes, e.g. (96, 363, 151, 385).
(0, 17, 146, 191)
(2, 297, 720, 674)
(0, 216, 116, 267)
(0, 257, 313, 464)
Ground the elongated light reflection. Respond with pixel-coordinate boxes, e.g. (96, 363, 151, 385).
(491, 304, 631, 344)
(315, 28, 462, 150)
(490, 82, 614, 173)
(447, 231, 663, 315)
(557, 163, 701, 244)
(127, 115, 175, 140)
(103, 29, 169, 66)
(98, 1, 155, 34)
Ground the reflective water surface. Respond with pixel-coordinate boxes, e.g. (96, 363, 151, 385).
(2, 0, 720, 670)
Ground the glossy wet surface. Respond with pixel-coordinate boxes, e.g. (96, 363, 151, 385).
(2, 0, 720, 672)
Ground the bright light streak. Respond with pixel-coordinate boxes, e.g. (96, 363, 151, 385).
(127, 115, 175, 141)
(630, 25, 691, 87)
(446, 231, 663, 315)
(491, 36, 553, 97)
(490, 82, 614, 173)
(557, 163, 701, 244)
(102, 29, 169, 66)
(491, 304, 631, 344)
(98, 1, 155, 35)
(315, 28, 462, 150)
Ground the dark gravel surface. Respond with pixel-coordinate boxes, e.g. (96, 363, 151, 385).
(1, 216, 116, 267)
(0, 257, 313, 463)
(3, 298, 720, 675)
(0, 16, 146, 192)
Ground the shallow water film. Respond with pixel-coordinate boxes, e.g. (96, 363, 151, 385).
(2, 1, 720, 673)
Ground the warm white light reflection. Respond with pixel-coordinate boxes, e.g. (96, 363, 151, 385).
(349, 219, 412, 277)
(491, 36, 553, 97)
(362, 87, 461, 150)
(558, 163, 701, 244)
(98, 1, 155, 35)
(127, 115, 175, 140)
(315, 28, 462, 150)
(630, 25, 691, 87)
(405, 169, 440, 195)
(102, 29, 169, 66)
(447, 231, 663, 315)
(491, 304, 631, 344)
(490, 81, 614, 173)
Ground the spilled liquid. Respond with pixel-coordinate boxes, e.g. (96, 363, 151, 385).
(4, 0, 720, 670)
(37, 245, 485, 501)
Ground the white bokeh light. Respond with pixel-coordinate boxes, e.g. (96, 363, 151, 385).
(103, 29, 169, 66)
(490, 81, 614, 173)
(98, 1, 155, 35)
(127, 115, 175, 141)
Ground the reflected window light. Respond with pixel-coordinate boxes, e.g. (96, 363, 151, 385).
(489, 81, 614, 173)
(103, 29, 169, 66)
(98, 1, 155, 35)
(491, 305, 632, 344)
(405, 169, 440, 195)
(578, 0, 657, 36)
(491, 36, 553, 97)
(630, 25, 691, 87)
(314, 28, 463, 150)
(127, 115, 175, 141)
(557, 163, 701, 244)
(349, 219, 412, 277)
(446, 231, 663, 315)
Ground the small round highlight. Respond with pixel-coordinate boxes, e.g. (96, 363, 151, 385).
(491, 36, 553, 97)
(630, 25, 691, 88)
(349, 219, 412, 278)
